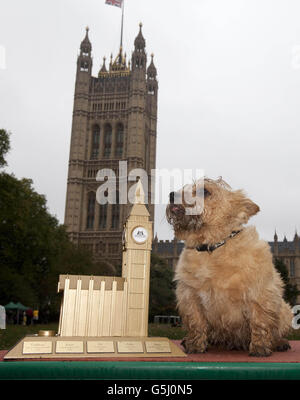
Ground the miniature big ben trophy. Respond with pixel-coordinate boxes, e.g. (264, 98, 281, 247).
(5, 180, 185, 359)
(121, 179, 152, 337)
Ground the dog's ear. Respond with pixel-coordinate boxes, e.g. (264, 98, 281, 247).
(232, 191, 260, 224)
(242, 198, 260, 217)
(237, 198, 260, 223)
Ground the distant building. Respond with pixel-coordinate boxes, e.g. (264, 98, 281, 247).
(152, 236, 184, 269)
(153, 232, 300, 301)
(271, 231, 300, 297)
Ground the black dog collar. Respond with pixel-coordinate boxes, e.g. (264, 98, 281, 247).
(194, 230, 242, 254)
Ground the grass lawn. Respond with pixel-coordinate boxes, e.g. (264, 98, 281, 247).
(0, 323, 58, 351)
(148, 323, 186, 340)
(1, 322, 300, 351)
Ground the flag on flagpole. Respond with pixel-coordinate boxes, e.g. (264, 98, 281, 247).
(105, 0, 123, 8)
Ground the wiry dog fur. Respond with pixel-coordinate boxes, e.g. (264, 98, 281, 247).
(166, 178, 292, 356)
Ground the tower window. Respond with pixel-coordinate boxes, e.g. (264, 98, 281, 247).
(87, 169, 97, 178)
(104, 124, 112, 158)
(81, 46, 90, 57)
(80, 61, 89, 72)
(290, 258, 295, 277)
(115, 123, 124, 158)
(99, 203, 107, 230)
(86, 192, 96, 230)
(111, 191, 120, 229)
(91, 125, 100, 159)
(148, 84, 155, 95)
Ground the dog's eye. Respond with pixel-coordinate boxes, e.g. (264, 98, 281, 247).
(204, 188, 211, 197)
(195, 188, 211, 197)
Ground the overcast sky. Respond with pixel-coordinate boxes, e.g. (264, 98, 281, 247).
(0, 0, 300, 242)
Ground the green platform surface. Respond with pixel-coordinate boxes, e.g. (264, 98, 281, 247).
(1, 361, 300, 380)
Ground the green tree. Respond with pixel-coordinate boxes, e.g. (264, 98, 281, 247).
(0, 130, 113, 319)
(149, 253, 177, 321)
(0, 129, 10, 168)
(274, 258, 300, 306)
(0, 172, 113, 316)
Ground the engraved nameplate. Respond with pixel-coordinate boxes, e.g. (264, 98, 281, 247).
(23, 341, 53, 355)
(145, 341, 171, 353)
(56, 341, 84, 354)
(117, 341, 144, 353)
(87, 341, 114, 353)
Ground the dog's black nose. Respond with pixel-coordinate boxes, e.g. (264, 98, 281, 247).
(169, 191, 175, 204)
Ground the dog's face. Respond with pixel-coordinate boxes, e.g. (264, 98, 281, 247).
(166, 178, 260, 241)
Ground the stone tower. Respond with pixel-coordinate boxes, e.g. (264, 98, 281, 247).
(64, 25, 158, 267)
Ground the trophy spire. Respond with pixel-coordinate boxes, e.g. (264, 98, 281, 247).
(134, 179, 145, 204)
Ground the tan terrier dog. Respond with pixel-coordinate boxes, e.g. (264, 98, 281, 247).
(166, 178, 292, 356)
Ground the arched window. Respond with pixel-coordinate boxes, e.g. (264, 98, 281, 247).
(111, 191, 120, 229)
(86, 192, 96, 230)
(104, 124, 112, 158)
(115, 123, 124, 157)
(290, 258, 295, 277)
(91, 125, 100, 159)
(80, 60, 89, 72)
(99, 203, 107, 230)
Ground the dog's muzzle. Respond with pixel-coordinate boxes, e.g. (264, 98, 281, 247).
(170, 204, 184, 214)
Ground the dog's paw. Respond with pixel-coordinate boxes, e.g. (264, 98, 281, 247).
(249, 343, 272, 357)
(181, 336, 208, 354)
(275, 338, 291, 352)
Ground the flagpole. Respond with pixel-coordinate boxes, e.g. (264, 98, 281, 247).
(120, 0, 125, 49)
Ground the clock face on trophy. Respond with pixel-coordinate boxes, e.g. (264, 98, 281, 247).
(132, 226, 148, 244)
